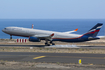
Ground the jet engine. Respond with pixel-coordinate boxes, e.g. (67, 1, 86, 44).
(88, 37, 100, 40)
(29, 37, 40, 42)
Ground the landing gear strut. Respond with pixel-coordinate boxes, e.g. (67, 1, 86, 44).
(50, 41, 55, 45)
(45, 39, 50, 46)
(10, 35, 12, 39)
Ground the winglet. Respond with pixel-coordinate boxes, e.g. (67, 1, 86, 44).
(50, 33, 54, 36)
(74, 28, 78, 31)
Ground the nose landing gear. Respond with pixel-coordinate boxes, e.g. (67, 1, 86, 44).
(10, 35, 12, 39)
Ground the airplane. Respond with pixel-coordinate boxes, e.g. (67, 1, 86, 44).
(2, 23, 103, 46)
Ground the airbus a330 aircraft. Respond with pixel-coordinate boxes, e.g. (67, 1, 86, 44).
(2, 23, 103, 46)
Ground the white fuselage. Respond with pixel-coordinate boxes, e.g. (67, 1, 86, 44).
(2, 27, 81, 39)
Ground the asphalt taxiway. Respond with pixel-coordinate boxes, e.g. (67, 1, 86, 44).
(0, 52, 105, 65)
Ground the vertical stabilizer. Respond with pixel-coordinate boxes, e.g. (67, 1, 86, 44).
(83, 23, 103, 37)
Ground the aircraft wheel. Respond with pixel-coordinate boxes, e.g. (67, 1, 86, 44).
(45, 43, 48, 46)
(50, 41, 52, 44)
(45, 43, 50, 46)
(52, 43, 55, 45)
(47, 44, 50, 46)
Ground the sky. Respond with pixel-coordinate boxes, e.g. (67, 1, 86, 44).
(0, 0, 105, 19)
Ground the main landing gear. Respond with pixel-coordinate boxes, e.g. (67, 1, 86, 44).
(50, 41, 55, 45)
(45, 39, 55, 46)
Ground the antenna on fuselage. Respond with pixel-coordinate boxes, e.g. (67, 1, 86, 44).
(32, 24, 34, 29)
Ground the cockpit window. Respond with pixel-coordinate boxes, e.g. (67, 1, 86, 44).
(4, 28, 6, 29)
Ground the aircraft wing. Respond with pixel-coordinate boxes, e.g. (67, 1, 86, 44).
(32, 33, 54, 40)
(63, 28, 78, 34)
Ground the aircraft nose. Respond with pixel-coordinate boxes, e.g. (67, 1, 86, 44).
(2, 29, 5, 32)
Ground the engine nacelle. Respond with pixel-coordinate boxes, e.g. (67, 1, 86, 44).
(88, 37, 100, 40)
(29, 37, 40, 42)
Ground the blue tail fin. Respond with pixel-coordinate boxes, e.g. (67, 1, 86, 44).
(83, 23, 103, 37)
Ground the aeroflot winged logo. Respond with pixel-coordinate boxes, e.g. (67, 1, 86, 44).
(89, 26, 102, 32)
(88, 23, 102, 32)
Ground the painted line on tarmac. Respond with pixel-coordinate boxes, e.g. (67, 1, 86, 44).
(33, 56, 46, 59)
(47, 56, 105, 59)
